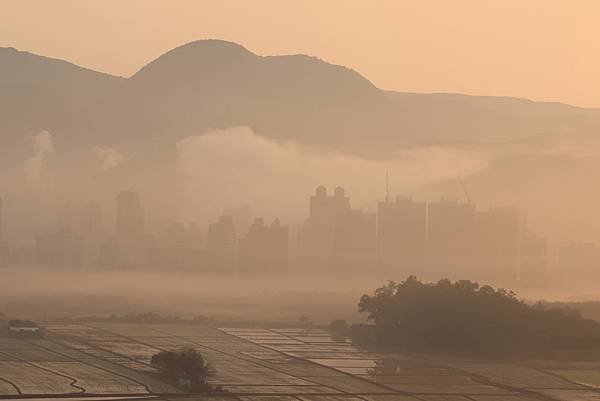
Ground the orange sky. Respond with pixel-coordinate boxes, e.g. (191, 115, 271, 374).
(2, 0, 599, 107)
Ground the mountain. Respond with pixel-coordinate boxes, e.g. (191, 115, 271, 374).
(0, 47, 123, 136)
(75, 40, 396, 154)
(385, 91, 600, 145)
(81, 40, 600, 155)
(3, 39, 600, 157)
(0, 47, 124, 165)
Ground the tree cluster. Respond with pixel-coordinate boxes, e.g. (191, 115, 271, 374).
(358, 276, 600, 355)
(151, 348, 213, 392)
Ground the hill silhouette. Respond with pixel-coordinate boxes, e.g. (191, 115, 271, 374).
(4, 39, 600, 158)
(75, 40, 395, 153)
(0, 47, 123, 166)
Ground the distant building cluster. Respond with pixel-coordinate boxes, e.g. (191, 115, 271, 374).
(297, 187, 546, 281)
(0, 185, 584, 281)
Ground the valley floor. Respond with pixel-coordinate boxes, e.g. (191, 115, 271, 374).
(1, 323, 600, 401)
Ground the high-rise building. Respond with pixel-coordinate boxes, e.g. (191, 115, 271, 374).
(298, 186, 350, 269)
(426, 199, 525, 280)
(207, 216, 237, 270)
(223, 205, 252, 239)
(162, 222, 203, 249)
(80, 203, 103, 240)
(520, 230, 547, 281)
(116, 191, 145, 242)
(80, 202, 104, 267)
(58, 200, 78, 232)
(475, 207, 523, 279)
(113, 191, 146, 269)
(333, 209, 376, 270)
(309, 186, 350, 222)
(239, 218, 289, 274)
(427, 198, 478, 276)
(377, 197, 427, 271)
(35, 227, 84, 268)
(98, 237, 124, 270)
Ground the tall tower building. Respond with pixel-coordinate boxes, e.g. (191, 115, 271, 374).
(239, 218, 289, 274)
(80, 202, 104, 267)
(58, 200, 78, 232)
(377, 197, 427, 271)
(81, 203, 103, 241)
(333, 209, 376, 270)
(426, 198, 478, 276)
(223, 205, 252, 239)
(116, 191, 145, 242)
(207, 216, 237, 270)
(298, 185, 350, 270)
(474, 206, 524, 280)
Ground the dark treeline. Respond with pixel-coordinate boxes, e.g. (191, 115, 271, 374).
(543, 301, 600, 322)
(73, 312, 214, 325)
(358, 276, 600, 356)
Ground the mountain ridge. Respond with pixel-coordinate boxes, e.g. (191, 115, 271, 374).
(2, 39, 600, 156)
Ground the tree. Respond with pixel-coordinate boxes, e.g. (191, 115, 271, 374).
(151, 348, 213, 392)
(358, 276, 600, 356)
(329, 319, 349, 335)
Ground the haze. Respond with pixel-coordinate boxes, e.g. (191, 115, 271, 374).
(5, 4, 600, 399)
(2, 0, 600, 107)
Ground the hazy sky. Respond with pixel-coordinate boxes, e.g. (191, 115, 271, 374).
(2, 0, 599, 107)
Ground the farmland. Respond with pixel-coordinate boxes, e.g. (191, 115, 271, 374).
(0, 323, 600, 400)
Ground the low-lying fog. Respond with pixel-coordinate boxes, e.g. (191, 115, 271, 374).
(1, 269, 598, 323)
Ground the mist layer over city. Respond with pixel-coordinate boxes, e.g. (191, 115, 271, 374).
(3, 2, 600, 400)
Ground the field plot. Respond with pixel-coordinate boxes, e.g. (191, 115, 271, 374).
(414, 396, 473, 401)
(47, 324, 159, 371)
(28, 338, 179, 394)
(357, 375, 476, 384)
(238, 396, 300, 401)
(295, 396, 368, 401)
(220, 385, 342, 394)
(219, 327, 580, 400)
(0, 378, 20, 395)
(386, 383, 515, 395)
(356, 395, 422, 401)
(0, 360, 79, 394)
(468, 396, 548, 401)
(36, 361, 149, 394)
(552, 370, 600, 388)
(534, 389, 600, 401)
(4, 322, 599, 401)
(445, 361, 581, 389)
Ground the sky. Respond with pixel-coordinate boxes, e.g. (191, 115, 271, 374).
(1, 0, 600, 107)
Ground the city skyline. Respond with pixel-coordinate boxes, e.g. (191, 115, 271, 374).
(0, 185, 554, 283)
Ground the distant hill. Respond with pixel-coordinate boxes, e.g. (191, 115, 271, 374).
(0, 47, 124, 166)
(385, 91, 600, 145)
(3, 39, 600, 157)
(74, 40, 395, 153)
